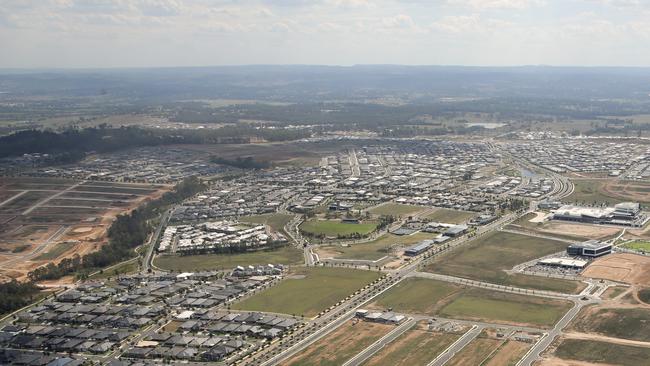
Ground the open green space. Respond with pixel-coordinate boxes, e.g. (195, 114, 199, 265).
(554, 339, 650, 366)
(565, 179, 624, 205)
(240, 213, 294, 234)
(89, 259, 140, 280)
(425, 208, 476, 224)
(363, 328, 460, 366)
(153, 245, 303, 271)
(622, 241, 650, 252)
(639, 288, 650, 305)
(425, 231, 584, 293)
(371, 278, 571, 327)
(323, 232, 436, 261)
(367, 203, 424, 217)
(300, 219, 378, 237)
(571, 307, 650, 342)
(232, 267, 380, 317)
(33, 242, 76, 261)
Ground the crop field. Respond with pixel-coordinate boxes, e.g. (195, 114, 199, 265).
(318, 232, 436, 261)
(553, 339, 650, 366)
(285, 320, 393, 366)
(425, 208, 477, 224)
(153, 246, 303, 271)
(425, 231, 584, 293)
(300, 219, 378, 237)
(232, 267, 381, 317)
(0, 177, 168, 281)
(363, 323, 460, 366)
(367, 203, 425, 217)
(569, 306, 650, 342)
(370, 278, 571, 327)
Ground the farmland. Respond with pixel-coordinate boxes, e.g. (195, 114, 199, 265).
(153, 246, 303, 271)
(425, 231, 584, 293)
(300, 219, 378, 237)
(232, 267, 381, 317)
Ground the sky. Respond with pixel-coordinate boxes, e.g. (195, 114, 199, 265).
(1, 0, 650, 68)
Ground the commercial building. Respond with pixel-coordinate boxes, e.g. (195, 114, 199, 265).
(538, 257, 588, 269)
(566, 240, 612, 257)
(552, 202, 647, 227)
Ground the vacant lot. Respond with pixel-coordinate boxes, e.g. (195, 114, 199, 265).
(446, 336, 501, 366)
(622, 241, 650, 253)
(240, 213, 294, 235)
(154, 246, 303, 271)
(570, 306, 650, 342)
(425, 231, 584, 293)
(581, 253, 650, 285)
(371, 278, 571, 327)
(33, 242, 77, 261)
(286, 320, 393, 366)
(426, 208, 476, 224)
(232, 267, 380, 317)
(553, 339, 650, 366)
(368, 203, 425, 217)
(508, 213, 619, 241)
(565, 179, 624, 205)
(483, 339, 531, 366)
(300, 219, 378, 237)
(363, 324, 460, 366)
(318, 232, 436, 261)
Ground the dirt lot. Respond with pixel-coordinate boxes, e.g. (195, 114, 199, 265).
(582, 253, 650, 285)
(0, 177, 169, 282)
(537, 357, 615, 366)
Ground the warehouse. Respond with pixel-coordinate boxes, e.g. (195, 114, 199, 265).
(538, 258, 588, 269)
(404, 240, 435, 256)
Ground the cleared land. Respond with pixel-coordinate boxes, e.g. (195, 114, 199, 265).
(33, 242, 77, 261)
(483, 339, 532, 366)
(240, 213, 294, 236)
(508, 212, 619, 241)
(425, 208, 476, 224)
(570, 306, 650, 342)
(232, 267, 380, 317)
(581, 253, 650, 285)
(285, 320, 393, 366)
(362, 323, 460, 366)
(318, 232, 437, 261)
(553, 339, 650, 366)
(300, 219, 378, 237)
(425, 231, 584, 293)
(154, 246, 303, 271)
(370, 278, 571, 327)
(367, 203, 425, 217)
(566, 179, 650, 205)
(446, 335, 501, 366)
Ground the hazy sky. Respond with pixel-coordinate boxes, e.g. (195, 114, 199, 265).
(1, 0, 649, 68)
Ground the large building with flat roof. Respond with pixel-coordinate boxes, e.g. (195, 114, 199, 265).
(552, 202, 646, 227)
(567, 240, 612, 257)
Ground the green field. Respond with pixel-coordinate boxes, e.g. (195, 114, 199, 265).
(639, 288, 650, 305)
(571, 307, 650, 342)
(367, 203, 425, 217)
(554, 339, 650, 366)
(240, 213, 294, 234)
(232, 267, 381, 317)
(363, 328, 460, 366)
(153, 246, 303, 271)
(322, 232, 436, 260)
(622, 241, 650, 252)
(33, 242, 76, 261)
(300, 219, 378, 237)
(372, 278, 571, 327)
(565, 179, 624, 205)
(89, 259, 140, 279)
(425, 231, 584, 293)
(425, 208, 476, 224)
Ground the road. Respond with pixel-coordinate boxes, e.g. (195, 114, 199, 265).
(142, 208, 172, 273)
(341, 318, 416, 366)
(426, 325, 483, 366)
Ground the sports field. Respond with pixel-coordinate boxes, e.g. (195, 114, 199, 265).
(232, 267, 380, 317)
(153, 246, 303, 271)
(367, 203, 425, 217)
(425, 208, 476, 224)
(285, 320, 393, 366)
(553, 339, 650, 366)
(371, 278, 571, 327)
(425, 231, 584, 293)
(300, 219, 378, 237)
(319, 232, 436, 261)
(363, 324, 460, 366)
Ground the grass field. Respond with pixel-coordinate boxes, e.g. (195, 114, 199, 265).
(554, 339, 650, 366)
(483, 339, 531, 366)
(300, 219, 378, 237)
(367, 203, 425, 217)
(33, 242, 76, 261)
(446, 336, 501, 366)
(321, 232, 436, 260)
(286, 320, 393, 366)
(570, 307, 650, 342)
(232, 267, 381, 317)
(622, 241, 650, 252)
(425, 208, 476, 224)
(363, 326, 460, 366)
(153, 246, 303, 271)
(89, 259, 140, 279)
(240, 213, 294, 235)
(371, 278, 571, 327)
(425, 231, 583, 293)
(639, 288, 650, 305)
(565, 179, 624, 205)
